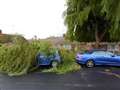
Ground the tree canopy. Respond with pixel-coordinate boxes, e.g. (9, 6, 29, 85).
(65, 0, 120, 43)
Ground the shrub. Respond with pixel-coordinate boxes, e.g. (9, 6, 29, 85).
(42, 48, 81, 74)
(0, 37, 80, 76)
(0, 36, 38, 76)
(31, 40, 56, 56)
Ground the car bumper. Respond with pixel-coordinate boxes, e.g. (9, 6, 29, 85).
(76, 60, 85, 65)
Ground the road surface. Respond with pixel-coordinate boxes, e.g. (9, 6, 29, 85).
(0, 67, 120, 90)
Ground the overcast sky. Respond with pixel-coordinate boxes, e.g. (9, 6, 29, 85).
(0, 0, 66, 39)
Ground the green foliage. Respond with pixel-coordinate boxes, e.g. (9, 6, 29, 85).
(0, 37, 37, 76)
(0, 37, 80, 76)
(31, 40, 80, 74)
(65, 0, 120, 42)
(100, 0, 120, 40)
(31, 40, 56, 56)
(0, 43, 2, 47)
(12, 35, 28, 44)
(42, 48, 80, 74)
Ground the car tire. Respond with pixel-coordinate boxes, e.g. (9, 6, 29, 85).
(51, 61, 58, 68)
(86, 60, 94, 68)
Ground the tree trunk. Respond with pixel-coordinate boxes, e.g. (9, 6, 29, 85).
(95, 27, 100, 48)
(92, 11, 100, 49)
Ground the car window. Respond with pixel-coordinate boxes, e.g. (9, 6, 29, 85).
(92, 51, 106, 56)
(105, 52, 114, 56)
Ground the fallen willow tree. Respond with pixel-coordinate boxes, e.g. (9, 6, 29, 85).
(0, 36, 38, 76)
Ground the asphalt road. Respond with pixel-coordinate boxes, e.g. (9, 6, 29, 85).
(0, 67, 120, 90)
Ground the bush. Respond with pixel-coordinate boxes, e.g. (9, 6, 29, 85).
(42, 48, 81, 74)
(31, 40, 81, 74)
(31, 40, 56, 56)
(0, 36, 38, 76)
(0, 37, 80, 76)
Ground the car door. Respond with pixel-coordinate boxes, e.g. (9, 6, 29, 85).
(112, 56, 120, 66)
(105, 52, 120, 66)
(92, 51, 107, 65)
(38, 53, 50, 65)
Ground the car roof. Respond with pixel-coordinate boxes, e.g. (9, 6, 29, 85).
(86, 49, 107, 54)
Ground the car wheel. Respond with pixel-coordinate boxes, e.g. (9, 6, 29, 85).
(51, 61, 58, 68)
(86, 60, 94, 68)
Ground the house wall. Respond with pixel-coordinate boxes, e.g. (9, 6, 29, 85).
(62, 42, 120, 53)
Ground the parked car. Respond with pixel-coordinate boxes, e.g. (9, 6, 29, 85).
(76, 49, 120, 68)
(36, 50, 61, 67)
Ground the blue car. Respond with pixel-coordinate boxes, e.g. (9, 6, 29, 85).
(36, 50, 61, 67)
(76, 50, 120, 68)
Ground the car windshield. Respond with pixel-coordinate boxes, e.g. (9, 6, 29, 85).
(91, 51, 115, 56)
(92, 51, 106, 55)
(85, 49, 106, 54)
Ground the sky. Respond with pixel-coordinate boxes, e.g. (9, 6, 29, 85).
(0, 0, 66, 39)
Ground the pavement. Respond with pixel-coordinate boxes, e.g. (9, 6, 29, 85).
(0, 66, 120, 90)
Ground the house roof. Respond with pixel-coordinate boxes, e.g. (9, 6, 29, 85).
(0, 34, 26, 44)
(0, 34, 13, 43)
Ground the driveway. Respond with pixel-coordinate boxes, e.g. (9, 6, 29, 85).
(0, 67, 120, 90)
